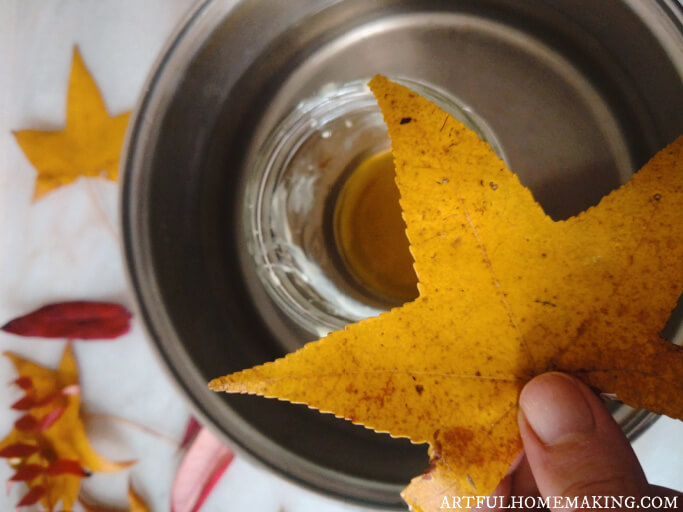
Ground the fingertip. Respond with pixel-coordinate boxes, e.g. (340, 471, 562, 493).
(518, 372, 649, 501)
(519, 372, 595, 446)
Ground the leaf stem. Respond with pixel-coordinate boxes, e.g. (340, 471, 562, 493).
(82, 412, 180, 447)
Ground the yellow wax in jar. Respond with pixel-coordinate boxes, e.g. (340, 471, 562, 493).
(334, 150, 419, 304)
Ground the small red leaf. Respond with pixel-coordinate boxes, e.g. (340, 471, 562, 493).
(2, 301, 132, 340)
(40, 407, 66, 430)
(17, 485, 46, 506)
(45, 459, 88, 477)
(0, 443, 39, 458)
(171, 427, 234, 512)
(11, 395, 36, 411)
(180, 417, 202, 449)
(13, 377, 33, 390)
(10, 464, 45, 482)
(15, 414, 39, 432)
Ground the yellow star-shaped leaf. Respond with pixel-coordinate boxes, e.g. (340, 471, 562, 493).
(13, 47, 130, 199)
(209, 76, 683, 512)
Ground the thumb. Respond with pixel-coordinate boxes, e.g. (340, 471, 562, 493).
(518, 372, 649, 508)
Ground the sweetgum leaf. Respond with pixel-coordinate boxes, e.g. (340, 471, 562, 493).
(210, 76, 683, 512)
(12, 47, 129, 199)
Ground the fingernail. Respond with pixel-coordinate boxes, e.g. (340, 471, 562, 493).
(520, 373, 595, 446)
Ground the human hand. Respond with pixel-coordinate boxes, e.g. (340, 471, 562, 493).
(486, 373, 681, 511)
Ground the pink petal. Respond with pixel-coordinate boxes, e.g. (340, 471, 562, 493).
(40, 407, 66, 430)
(171, 427, 234, 512)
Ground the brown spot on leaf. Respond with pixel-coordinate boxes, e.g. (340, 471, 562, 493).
(443, 427, 475, 449)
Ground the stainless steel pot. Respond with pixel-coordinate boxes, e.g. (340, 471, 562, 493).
(121, 0, 683, 508)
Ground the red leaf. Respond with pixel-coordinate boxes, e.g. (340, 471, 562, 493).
(40, 407, 66, 430)
(10, 464, 45, 482)
(180, 417, 202, 449)
(171, 427, 234, 512)
(11, 395, 36, 411)
(17, 485, 46, 506)
(46, 459, 89, 477)
(15, 414, 39, 432)
(0, 443, 39, 458)
(13, 377, 33, 390)
(1, 301, 132, 340)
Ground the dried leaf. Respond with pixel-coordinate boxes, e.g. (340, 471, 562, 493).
(78, 481, 149, 512)
(9, 464, 45, 482)
(10, 464, 45, 482)
(2, 301, 132, 340)
(0, 443, 40, 458)
(210, 76, 683, 511)
(128, 482, 150, 512)
(13, 47, 130, 199)
(15, 414, 39, 433)
(18, 484, 46, 506)
(45, 459, 89, 477)
(179, 417, 202, 449)
(171, 427, 234, 512)
(13, 377, 33, 390)
(0, 345, 134, 511)
(11, 395, 37, 411)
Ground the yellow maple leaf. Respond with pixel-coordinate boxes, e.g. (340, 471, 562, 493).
(13, 47, 130, 199)
(209, 76, 683, 512)
(0, 344, 134, 511)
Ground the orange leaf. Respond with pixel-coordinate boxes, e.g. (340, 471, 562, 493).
(12, 47, 130, 199)
(128, 482, 150, 512)
(210, 76, 683, 512)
